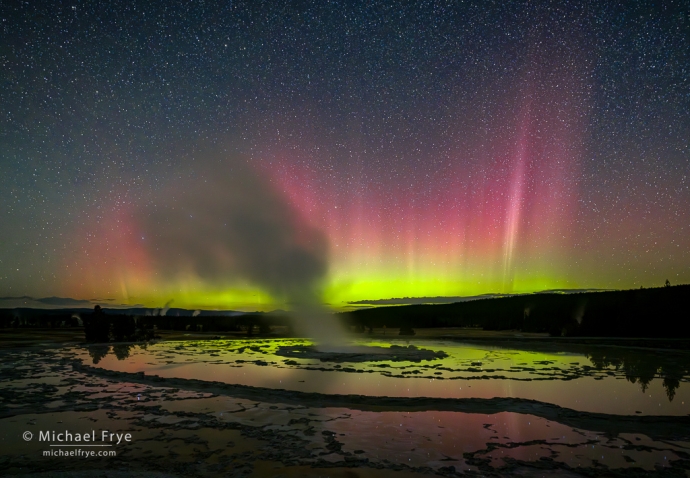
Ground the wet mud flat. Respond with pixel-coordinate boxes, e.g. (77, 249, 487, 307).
(1, 337, 689, 477)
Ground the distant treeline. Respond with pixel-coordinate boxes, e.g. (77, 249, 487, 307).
(341, 284, 690, 338)
(0, 309, 289, 330)
(2, 284, 688, 339)
(81, 310, 291, 342)
(0, 306, 293, 342)
(0, 309, 82, 328)
(129, 312, 292, 333)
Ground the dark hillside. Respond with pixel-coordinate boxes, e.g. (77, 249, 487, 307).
(341, 284, 690, 338)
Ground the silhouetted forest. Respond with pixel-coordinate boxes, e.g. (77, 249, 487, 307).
(0, 307, 290, 339)
(2, 284, 688, 340)
(0, 309, 83, 328)
(342, 284, 690, 338)
(80, 309, 291, 342)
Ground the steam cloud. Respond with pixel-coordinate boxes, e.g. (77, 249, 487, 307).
(138, 154, 347, 346)
(161, 299, 174, 317)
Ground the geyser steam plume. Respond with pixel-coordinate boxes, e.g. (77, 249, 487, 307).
(139, 154, 348, 346)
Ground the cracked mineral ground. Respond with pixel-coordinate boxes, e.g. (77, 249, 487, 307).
(2, 331, 690, 477)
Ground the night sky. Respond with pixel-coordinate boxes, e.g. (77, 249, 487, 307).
(1, 1, 689, 310)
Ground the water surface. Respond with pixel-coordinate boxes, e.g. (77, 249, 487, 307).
(76, 338, 690, 416)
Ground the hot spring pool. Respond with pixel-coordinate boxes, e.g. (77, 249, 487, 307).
(74, 338, 690, 416)
(4, 336, 690, 475)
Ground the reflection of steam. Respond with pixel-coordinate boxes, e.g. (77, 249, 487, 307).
(139, 154, 347, 346)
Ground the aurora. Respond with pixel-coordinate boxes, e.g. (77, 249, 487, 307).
(1, 0, 687, 311)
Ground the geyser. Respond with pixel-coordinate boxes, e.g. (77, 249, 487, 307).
(138, 153, 349, 346)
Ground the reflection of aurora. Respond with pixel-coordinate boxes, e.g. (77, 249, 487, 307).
(6, 340, 690, 475)
(86, 339, 690, 405)
(587, 350, 689, 402)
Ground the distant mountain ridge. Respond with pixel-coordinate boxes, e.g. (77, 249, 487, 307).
(0, 288, 640, 312)
(0, 296, 249, 317)
(348, 289, 616, 306)
(1, 306, 249, 317)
